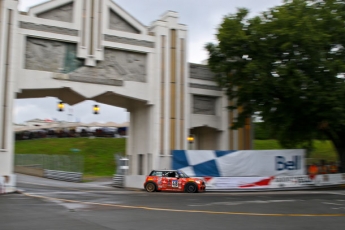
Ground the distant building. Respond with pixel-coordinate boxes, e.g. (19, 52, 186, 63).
(25, 118, 79, 127)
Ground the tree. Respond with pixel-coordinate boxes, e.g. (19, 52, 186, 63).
(206, 0, 345, 170)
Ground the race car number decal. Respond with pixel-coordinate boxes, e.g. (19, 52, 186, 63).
(172, 180, 178, 188)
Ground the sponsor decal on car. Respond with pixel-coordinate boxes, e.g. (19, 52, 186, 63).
(172, 180, 178, 188)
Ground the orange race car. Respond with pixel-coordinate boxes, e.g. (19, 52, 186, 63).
(144, 170, 206, 193)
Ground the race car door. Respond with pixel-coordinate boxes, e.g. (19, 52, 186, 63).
(166, 171, 179, 190)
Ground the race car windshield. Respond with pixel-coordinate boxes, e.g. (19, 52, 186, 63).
(178, 171, 189, 178)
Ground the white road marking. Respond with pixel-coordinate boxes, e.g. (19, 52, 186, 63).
(323, 202, 343, 206)
(327, 192, 345, 196)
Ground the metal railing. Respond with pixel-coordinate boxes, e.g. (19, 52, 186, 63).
(15, 154, 83, 173)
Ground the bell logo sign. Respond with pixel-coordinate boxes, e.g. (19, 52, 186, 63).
(276, 156, 301, 171)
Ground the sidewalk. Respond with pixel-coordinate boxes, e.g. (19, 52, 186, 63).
(16, 174, 114, 189)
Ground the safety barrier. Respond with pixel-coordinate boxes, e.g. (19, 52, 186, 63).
(200, 173, 345, 190)
(44, 170, 83, 182)
(14, 154, 84, 182)
(113, 174, 124, 187)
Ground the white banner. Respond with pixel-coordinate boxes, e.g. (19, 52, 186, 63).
(314, 174, 345, 186)
(270, 175, 314, 188)
(204, 177, 273, 190)
(215, 150, 306, 177)
(202, 174, 345, 190)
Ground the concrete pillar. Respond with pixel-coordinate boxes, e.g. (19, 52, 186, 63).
(149, 11, 188, 161)
(127, 103, 152, 175)
(0, 0, 18, 193)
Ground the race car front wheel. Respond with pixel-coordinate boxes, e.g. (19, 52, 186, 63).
(145, 182, 156, 192)
(185, 183, 198, 193)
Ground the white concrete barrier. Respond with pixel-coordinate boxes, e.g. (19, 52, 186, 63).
(0, 174, 16, 194)
(124, 175, 146, 189)
(123, 174, 345, 191)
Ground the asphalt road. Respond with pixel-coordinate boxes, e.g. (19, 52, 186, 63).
(1, 174, 345, 230)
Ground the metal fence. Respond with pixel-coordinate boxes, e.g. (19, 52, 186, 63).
(15, 154, 84, 173)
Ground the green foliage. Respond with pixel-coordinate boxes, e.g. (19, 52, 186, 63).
(254, 122, 273, 140)
(206, 0, 345, 168)
(254, 139, 338, 162)
(15, 138, 126, 176)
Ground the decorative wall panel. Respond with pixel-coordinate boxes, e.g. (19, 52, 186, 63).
(36, 2, 74, 23)
(69, 48, 146, 82)
(104, 34, 154, 48)
(25, 37, 82, 73)
(190, 63, 215, 81)
(193, 95, 217, 115)
(109, 9, 139, 33)
(25, 38, 146, 83)
(190, 83, 221, 91)
(20, 22, 78, 36)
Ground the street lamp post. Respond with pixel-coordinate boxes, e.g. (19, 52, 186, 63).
(187, 135, 194, 150)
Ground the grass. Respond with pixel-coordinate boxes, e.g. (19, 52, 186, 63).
(15, 137, 126, 177)
(15, 138, 339, 177)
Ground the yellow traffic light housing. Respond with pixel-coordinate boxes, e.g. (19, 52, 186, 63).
(187, 135, 194, 143)
(93, 105, 99, 114)
(58, 101, 64, 112)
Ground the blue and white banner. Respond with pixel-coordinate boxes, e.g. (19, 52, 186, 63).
(172, 150, 306, 177)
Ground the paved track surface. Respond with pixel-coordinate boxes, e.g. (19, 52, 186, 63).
(1, 174, 344, 230)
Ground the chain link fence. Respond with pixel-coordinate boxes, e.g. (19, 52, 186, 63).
(15, 154, 83, 173)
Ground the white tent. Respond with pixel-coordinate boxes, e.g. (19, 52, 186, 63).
(85, 122, 104, 127)
(116, 121, 129, 127)
(99, 121, 120, 127)
(14, 124, 58, 132)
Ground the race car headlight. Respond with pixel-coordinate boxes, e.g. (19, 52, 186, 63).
(196, 180, 201, 184)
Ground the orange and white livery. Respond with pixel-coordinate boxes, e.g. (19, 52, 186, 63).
(144, 170, 206, 193)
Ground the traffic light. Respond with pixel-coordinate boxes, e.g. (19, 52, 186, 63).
(57, 101, 64, 112)
(93, 105, 99, 114)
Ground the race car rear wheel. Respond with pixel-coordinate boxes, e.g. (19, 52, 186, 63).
(185, 183, 198, 193)
(145, 182, 156, 192)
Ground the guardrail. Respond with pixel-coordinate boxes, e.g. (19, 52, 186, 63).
(113, 174, 124, 187)
(15, 154, 84, 182)
(44, 170, 83, 182)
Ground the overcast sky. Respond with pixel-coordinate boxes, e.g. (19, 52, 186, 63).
(15, 0, 283, 124)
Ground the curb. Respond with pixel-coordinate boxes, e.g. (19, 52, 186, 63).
(0, 190, 22, 195)
(117, 184, 345, 193)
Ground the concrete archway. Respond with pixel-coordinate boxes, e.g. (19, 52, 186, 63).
(190, 126, 221, 150)
(0, 0, 252, 191)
